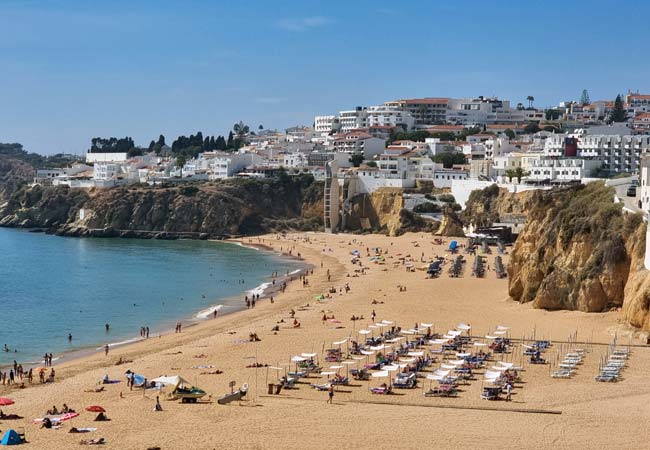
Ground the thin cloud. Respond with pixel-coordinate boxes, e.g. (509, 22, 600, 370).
(275, 16, 334, 32)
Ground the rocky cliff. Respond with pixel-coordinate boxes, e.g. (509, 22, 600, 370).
(0, 175, 324, 238)
(0, 155, 34, 202)
(461, 183, 539, 227)
(507, 182, 647, 316)
(344, 188, 440, 236)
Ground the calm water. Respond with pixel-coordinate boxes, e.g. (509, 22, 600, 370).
(0, 228, 303, 367)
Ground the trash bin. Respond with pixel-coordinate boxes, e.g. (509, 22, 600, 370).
(267, 383, 274, 394)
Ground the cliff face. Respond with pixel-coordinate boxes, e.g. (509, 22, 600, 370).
(345, 188, 440, 236)
(507, 182, 645, 314)
(0, 176, 324, 237)
(461, 184, 539, 227)
(0, 156, 34, 202)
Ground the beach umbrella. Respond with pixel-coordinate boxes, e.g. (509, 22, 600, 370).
(0, 398, 14, 406)
(85, 405, 105, 413)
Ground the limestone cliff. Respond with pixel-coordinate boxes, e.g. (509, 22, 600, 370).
(622, 224, 650, 330)
(435, 207, 465, 237)
(507, 182, 644, 313)
(0, 175, 324, 237)
(461, 184, 541, 227)
(344, 188, 438, 236)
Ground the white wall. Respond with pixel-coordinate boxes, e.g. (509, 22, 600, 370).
(86, 152, 128, 163)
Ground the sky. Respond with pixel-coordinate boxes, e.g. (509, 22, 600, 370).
(1, 0, 649, 155)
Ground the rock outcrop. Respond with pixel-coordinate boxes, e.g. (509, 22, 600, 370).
(435, 207, 465, 237)
(507, 182, 645, 314)
(345, 188, 439, 236)
(461, 183, 539, 227)
(0, 175, 324, 238)
(0, 155, 34, 202)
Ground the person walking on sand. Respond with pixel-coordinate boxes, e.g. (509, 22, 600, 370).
(505, 382, 512, 402)
(104, 344, 109, 356)
(327, 384, 334, 404)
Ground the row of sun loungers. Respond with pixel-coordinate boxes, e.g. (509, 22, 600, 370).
(495, 256, 506, 278)
(472, 255, 485, 278)
(449, 255, 464, 278)
(595, 348, 629, 382)
(552, 348, 585, 378)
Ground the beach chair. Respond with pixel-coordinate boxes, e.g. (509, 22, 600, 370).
(480, 387, 500, 400)
(370, 385, 392, 395)
(311, 382, 331, 391)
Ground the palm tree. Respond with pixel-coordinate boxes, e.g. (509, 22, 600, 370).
(175, 154, 186, 178)
(233, 121, 250, 138)
(526, 96, 535, 109)
(514, 167, 529, 183)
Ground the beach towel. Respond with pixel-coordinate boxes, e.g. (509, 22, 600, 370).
(33, 412, 79, 423)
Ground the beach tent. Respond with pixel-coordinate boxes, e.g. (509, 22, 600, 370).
(0, 429, 21, 446)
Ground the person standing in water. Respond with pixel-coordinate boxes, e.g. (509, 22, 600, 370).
(68, 333, 72, 343)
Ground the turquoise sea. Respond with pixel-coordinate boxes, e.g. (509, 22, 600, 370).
(0, 228, 304, 367)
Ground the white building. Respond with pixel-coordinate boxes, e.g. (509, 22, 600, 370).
(33, 169, 65, 185)
(365, 105, 414, 130)
(338, 107, 368, 132)
(93, 162, 122, 181)
(545, 133, 650, 175)
(432, 168, 468, 188)
(384, 98, 449, 126)
(446, 97, 535, 126)
(85, 152, 128, 164)
(332, 132, 386, 160)
(283, 152, 309, 168)
(627, 93, 650, 114)
(208, 153, 260, 180)
(526, 158, 601, 183)
(314, 115, 338, 135)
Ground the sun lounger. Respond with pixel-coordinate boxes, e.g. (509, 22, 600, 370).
(424, 385, 458, 397)
(311, 383, 331, 391)
(370, 385, 392, 395)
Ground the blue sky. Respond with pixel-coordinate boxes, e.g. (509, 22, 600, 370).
(1, 0, 649, 154)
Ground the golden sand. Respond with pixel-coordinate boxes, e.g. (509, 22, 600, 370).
(0, 232, 647, 450)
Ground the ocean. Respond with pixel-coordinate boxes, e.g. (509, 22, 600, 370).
(0, 228, 305, 367)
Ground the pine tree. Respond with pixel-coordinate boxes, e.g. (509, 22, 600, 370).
(226, 131, 234, 149)
(608, 95, 627, 123)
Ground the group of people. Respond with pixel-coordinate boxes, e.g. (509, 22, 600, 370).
(139, 326, 150, 338)
(245, 294, 258, 309)
(174, 322, 182, 333)
(43, 353, 54, 366)
(46, 403, 75, 416)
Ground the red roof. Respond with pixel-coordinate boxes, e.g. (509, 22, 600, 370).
(426, 125, 465, 131)
(635, 113, 650, 120)
(629, 94, 650, 100)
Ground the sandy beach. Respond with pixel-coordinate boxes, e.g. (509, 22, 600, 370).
(1, 231, 648, 450)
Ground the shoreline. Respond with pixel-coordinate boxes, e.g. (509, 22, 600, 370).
(0, 236, 313, 372)
(3, 231, 645, 450)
